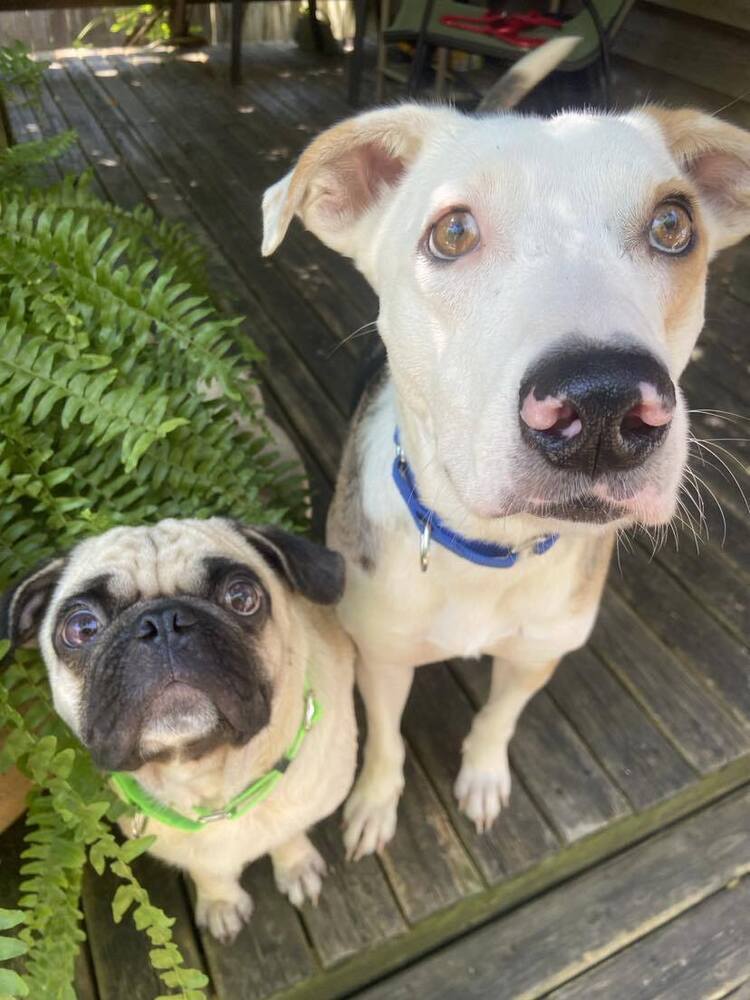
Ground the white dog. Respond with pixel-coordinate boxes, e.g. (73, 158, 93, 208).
(262, 73, 750, 859)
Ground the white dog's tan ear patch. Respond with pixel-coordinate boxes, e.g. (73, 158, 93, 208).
(645, 107, 750, 250)
(261, 104, 455, 258)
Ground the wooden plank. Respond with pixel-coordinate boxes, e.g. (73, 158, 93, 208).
(379, 753, 483, 925)
(100, 53, 364, 393)
(644, 0, 750, 34)
(547, 648, 696, 810)
(194, 858, 317, 1000)
(404, 664, 559, 886)
(549, 875, 750, 1000)
(691, 323, 749, 407)
(611, 55, 750, 128)
(611, 547, 750, 726)
(592, 592, 750, 772)
(0, 756, 30, 835)
(453, 661, 630, 842)
(614, 4, 750, 101)
(646, 533, 749, 643)
(41, 61, 149, 207)
(119, 52, 378, 367)
(683, 365, 748, 439)
(300, 813, 408, 968)
(357, 784, 750, 1000)
(83, 851, 207, 1000)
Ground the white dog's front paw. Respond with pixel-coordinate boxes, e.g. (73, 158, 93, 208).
(454, 755, 512, 834)
(343, 767, 403, 861)
(195, 887, 253, 943)
(274, 842, 327, 908)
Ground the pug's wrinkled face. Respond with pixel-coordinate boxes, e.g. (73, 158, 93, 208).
(1, 518, 344, 772)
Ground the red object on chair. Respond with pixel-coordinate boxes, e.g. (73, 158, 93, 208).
(439, 9, 563, 48)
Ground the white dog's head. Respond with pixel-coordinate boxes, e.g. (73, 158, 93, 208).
(262, 104, 750, 532)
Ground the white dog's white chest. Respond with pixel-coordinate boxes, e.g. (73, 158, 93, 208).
(424, 591, 517, 658)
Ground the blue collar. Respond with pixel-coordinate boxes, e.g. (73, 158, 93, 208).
(392, 429, 558, 571)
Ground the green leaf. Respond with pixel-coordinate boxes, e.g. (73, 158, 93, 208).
(118, 835, 156, 863)
(149, 946, 180, 970)
(160, 966, 209, 989)
(111, 883, 137, 924)
(0, 911, 25, 931)
(0, 935, 28, 960)
(0, 968, 30, 997)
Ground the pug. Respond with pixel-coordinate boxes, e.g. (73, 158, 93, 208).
(1, 517, 357, 942)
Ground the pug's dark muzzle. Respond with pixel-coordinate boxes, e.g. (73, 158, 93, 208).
(80, 597, 272, 771)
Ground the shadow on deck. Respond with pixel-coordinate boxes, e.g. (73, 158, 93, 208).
(1, 38, 749, 1000)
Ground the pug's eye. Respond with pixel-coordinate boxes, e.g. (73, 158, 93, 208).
(649, 201, 693, 254)
(224, 579, 262, 616)
(62, 609, 101, 648)
(428, 210, 480, 260)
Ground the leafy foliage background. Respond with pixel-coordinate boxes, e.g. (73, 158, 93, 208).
(0, 44, 306, 999)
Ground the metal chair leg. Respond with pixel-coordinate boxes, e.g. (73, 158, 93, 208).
(230, 0, 244, 85)
(375, 0, 390, 102)
(407, 0, 436, 97)
(308, 0, 325, 53)
(434, 45, 447, 98)
(348, 0, 368, 105)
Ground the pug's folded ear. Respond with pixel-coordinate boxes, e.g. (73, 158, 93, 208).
(231, 523, 345, 606)
(0, 556, 67, 651)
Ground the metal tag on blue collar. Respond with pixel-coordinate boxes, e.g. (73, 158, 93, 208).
(419, 519, 432, 572)
(392, 428, 558, 572)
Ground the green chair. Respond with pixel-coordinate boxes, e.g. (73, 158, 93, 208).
(378, 0, 634, 103)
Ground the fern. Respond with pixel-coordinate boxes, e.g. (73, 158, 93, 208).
(0, 131, 77, 187)
(0, 44, 308, 1000)
(0, 41, 47, 98)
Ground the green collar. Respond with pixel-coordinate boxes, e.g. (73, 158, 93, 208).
(111, 683, 322, 834)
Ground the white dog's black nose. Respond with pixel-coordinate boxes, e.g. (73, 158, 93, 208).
(519, 346, 675, 474)
(135, 602, 198, 642)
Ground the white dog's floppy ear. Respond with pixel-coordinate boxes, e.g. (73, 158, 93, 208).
(232, 522, 345, 605)
(645, 107, 750, 250)
(0, 556, 66, 651)
(261, 104, 454, 258)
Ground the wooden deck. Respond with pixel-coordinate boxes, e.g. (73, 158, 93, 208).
(1, 37, 749, 1000)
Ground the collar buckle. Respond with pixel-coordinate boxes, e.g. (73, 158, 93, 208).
(515, 534, 552, 555)
(198, 807, 232, 824)
(303, 690, 317, 730)
(131, 811, 147, 838)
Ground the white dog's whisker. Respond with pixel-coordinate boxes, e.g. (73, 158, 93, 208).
(326, 319, 379, 359)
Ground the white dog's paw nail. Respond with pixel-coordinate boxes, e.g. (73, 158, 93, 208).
(275, 845, 327, 909)
(343, 786, 400, 861)
(454, 761, 512, 834)
(195, 888, 253, 943)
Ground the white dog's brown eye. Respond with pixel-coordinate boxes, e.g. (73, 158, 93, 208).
(649, 202, 693, 254)
(62, 609, 101, 648)
(224, 579, 262, 616)
(428, 210, 480, 260)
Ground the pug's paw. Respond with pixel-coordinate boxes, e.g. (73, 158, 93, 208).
(195, 887, 253, 943)
(454, 755, 512, 834)
(273, 840, 327, 908)
(342, 767, 402, 861)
